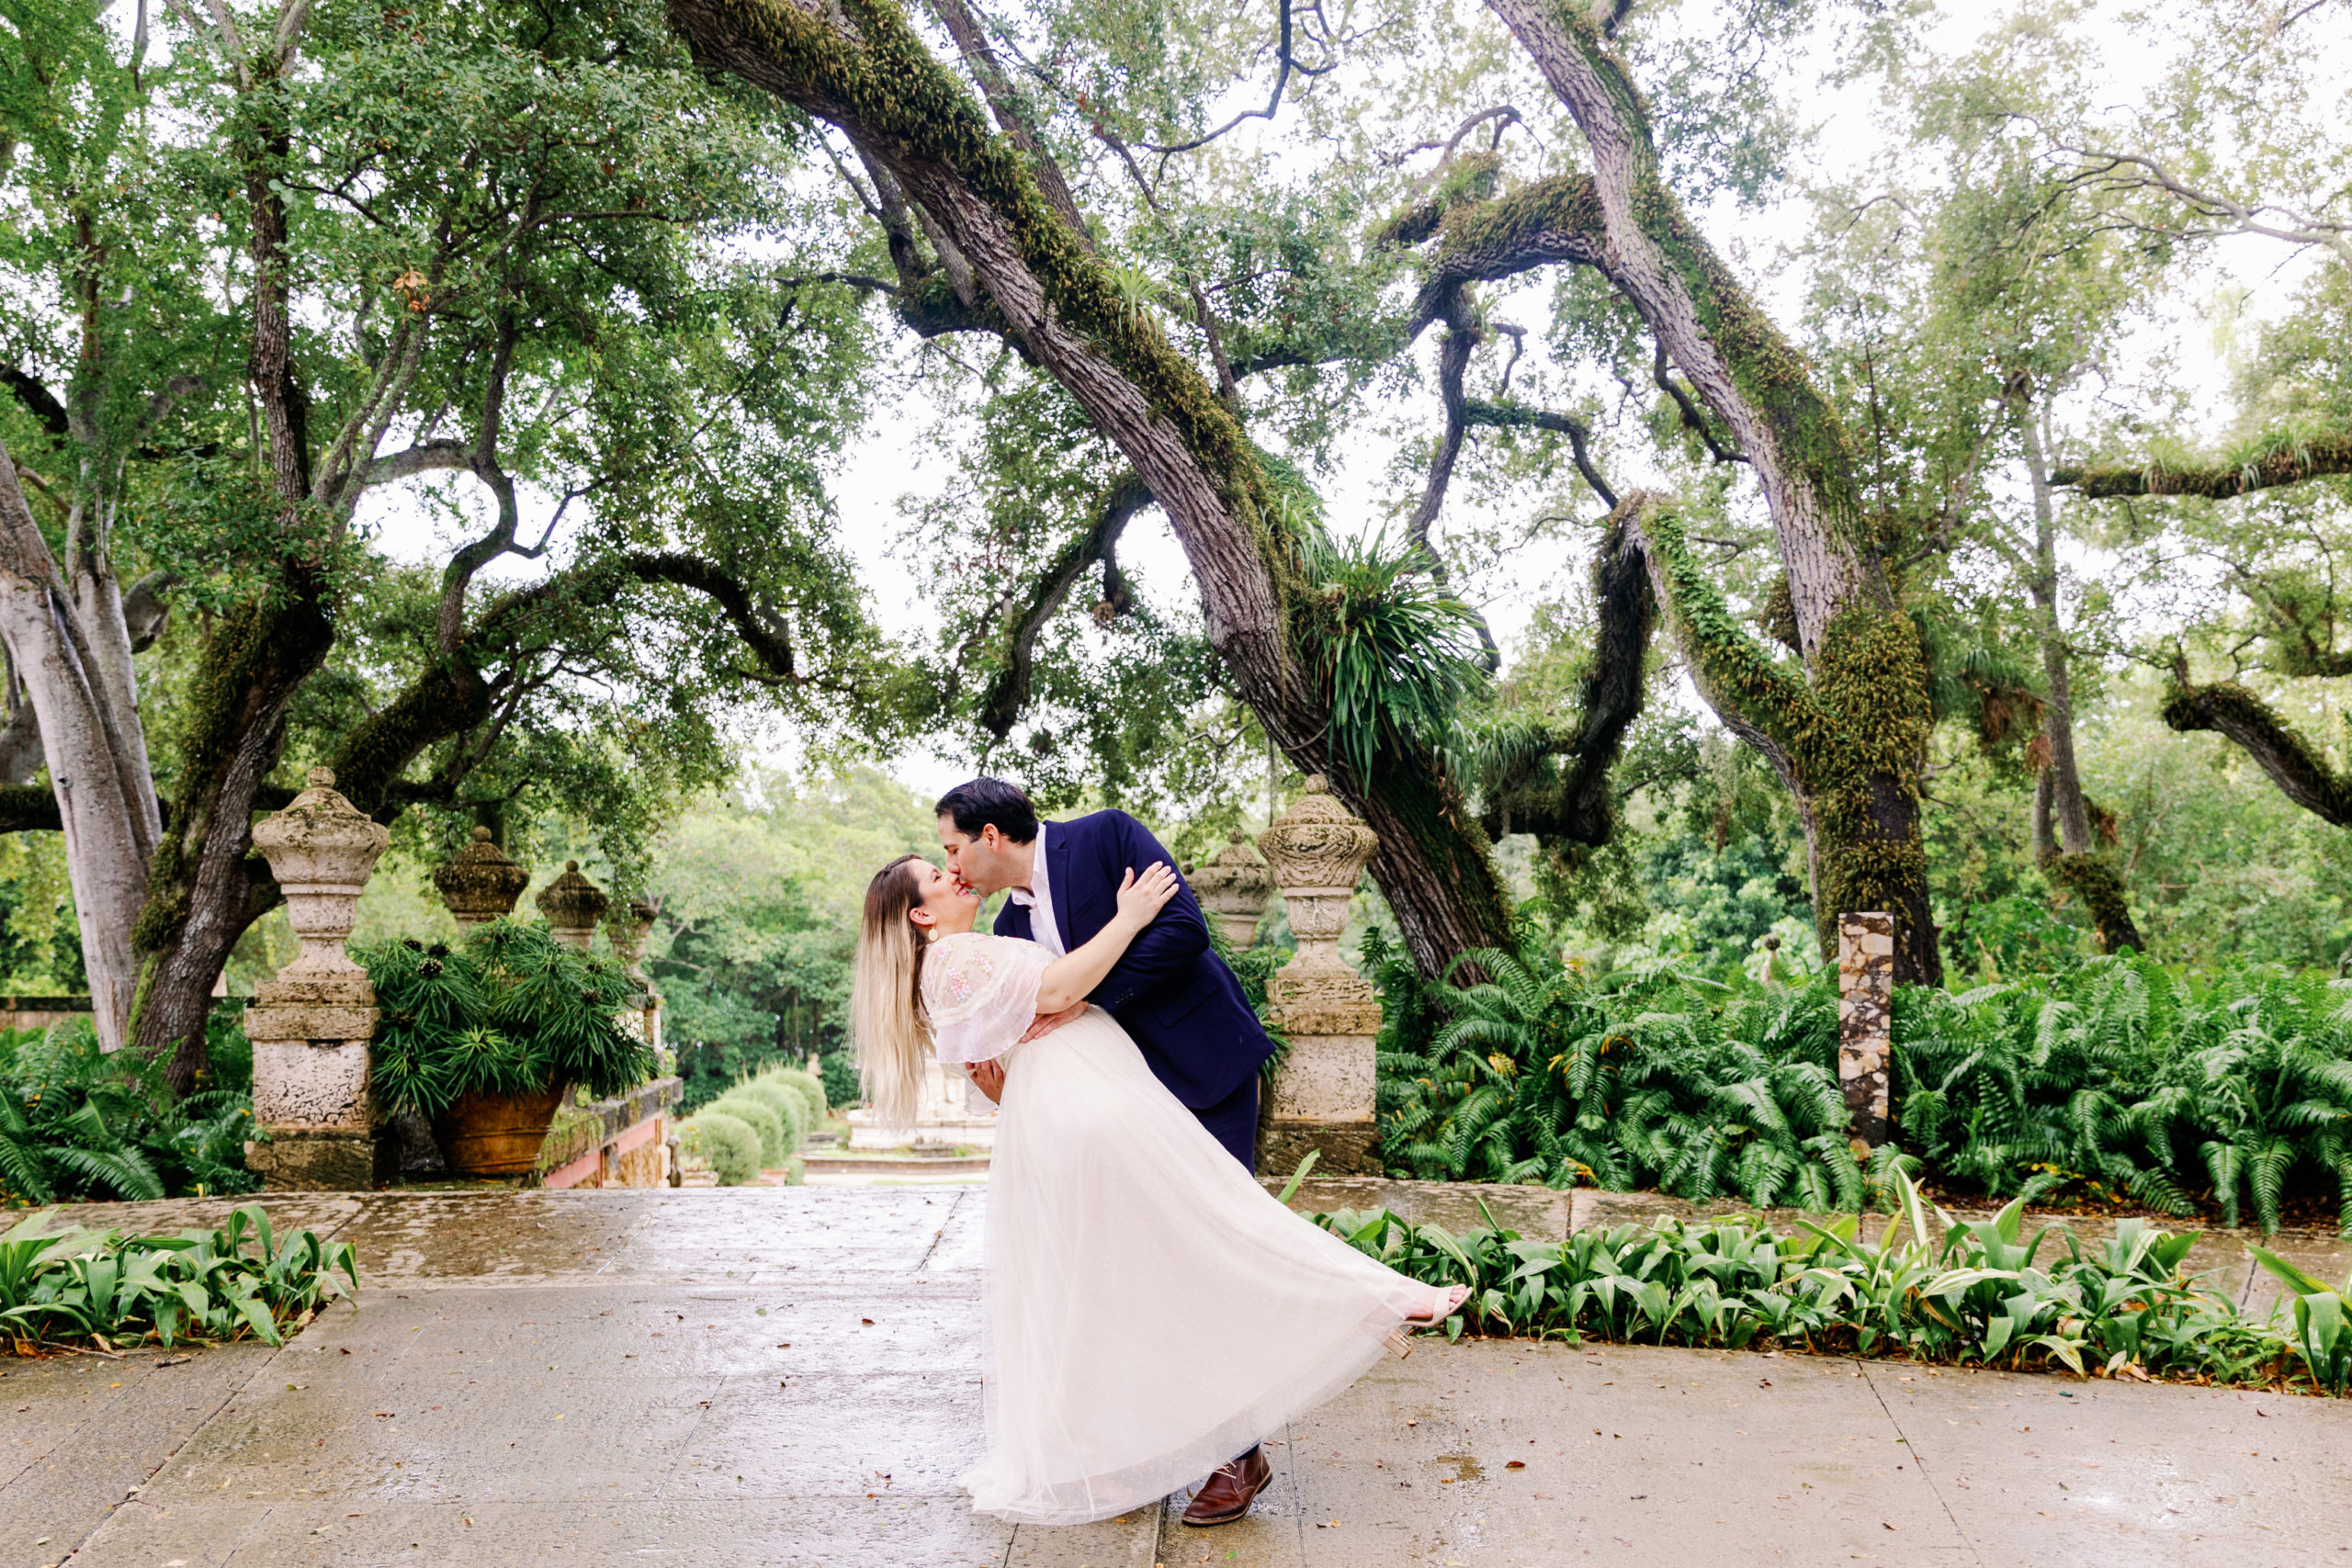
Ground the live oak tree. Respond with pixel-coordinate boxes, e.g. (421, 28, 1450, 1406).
(663, 0, 1561, 974)
(2029, 1, 2352, 849)
(0, 0, 900, 1084)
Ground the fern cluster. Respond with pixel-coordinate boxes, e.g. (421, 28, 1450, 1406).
(1899, 954, 2352, 1234)
(0, 1021, 257, 1204)
(361, 919, 654, 1120)
(1373, 931, 2352, 1235)
(1370, 925, 1875, 1210)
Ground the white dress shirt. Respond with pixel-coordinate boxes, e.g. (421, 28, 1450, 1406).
(1004, 823, 1067, 957)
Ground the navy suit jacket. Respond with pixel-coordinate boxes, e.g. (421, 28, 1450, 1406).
(991, 809, 1275, 1110)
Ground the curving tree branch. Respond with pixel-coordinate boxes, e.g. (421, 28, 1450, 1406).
(2161, 671, 2352, 827)
(977, 473, 1151, 739)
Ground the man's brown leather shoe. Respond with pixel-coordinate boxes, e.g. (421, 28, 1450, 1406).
(1181, 1445, 1271, 1527)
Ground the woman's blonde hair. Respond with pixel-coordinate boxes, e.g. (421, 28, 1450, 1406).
(852, 853, 931, 1130)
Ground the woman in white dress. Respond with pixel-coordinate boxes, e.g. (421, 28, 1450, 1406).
(852, 852, 1467, 1527)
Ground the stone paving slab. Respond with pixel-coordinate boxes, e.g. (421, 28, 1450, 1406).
(5, 1183, 2350, 1568)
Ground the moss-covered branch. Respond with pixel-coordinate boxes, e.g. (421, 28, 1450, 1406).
(1408, 174, 1607, 336)
(2055, 431, 2352, 500)
(2162, 674, 2352, 826)
(1478, 509, 1652, 844)
(1462, 398, 1617, 509)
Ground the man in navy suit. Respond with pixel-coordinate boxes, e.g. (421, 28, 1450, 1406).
(934, 778, 1274, 1173)
(935, 777, 1281, 1527)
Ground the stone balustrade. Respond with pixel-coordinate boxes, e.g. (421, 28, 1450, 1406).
(1255, 776, 1384, 1177)
(243, 768, 394, 1190)
(535, 1077, 684, 1189)
(1189, 832, 1272, 949)
(432, 826, 529, 927)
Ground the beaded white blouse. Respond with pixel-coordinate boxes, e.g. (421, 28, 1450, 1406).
(922, 931, 1051, 1066)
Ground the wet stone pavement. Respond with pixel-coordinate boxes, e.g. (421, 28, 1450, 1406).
(0, 1184, 2346, 1568)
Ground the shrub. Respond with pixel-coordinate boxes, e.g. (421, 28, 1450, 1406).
(361, 919, 654, 1119)
(763, 1065, 828, 1125)
(707, 1092, 791, 1168)
(1896, 955, 2352, 1232)
(815, 1051, 860, 1111)
(732, 1077, 808, 1142)
(683, 1111, 761, 1186)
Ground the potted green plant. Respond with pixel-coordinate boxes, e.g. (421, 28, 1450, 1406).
(362, 919, 653, 1178)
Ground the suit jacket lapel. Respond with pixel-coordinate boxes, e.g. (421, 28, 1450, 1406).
(1046, 822, 1078, 954)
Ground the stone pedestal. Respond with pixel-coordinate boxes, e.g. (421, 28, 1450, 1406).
(1190, 832, 1273, 949)
(537, 861, 609, 952)
(607, 897, 662, 1052)
(434, 827, 529, 927)
(1838, 911, 1895, 1151)
(243, 769, 393, 1190)
(1256, 776, 1384, 1176)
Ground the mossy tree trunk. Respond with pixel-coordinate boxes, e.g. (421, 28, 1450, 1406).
(2018, 413, 2143, 953)
(664, 0, 1519, 974)
(1488, 0, 1943, 983)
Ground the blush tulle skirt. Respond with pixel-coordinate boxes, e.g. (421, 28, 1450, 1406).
(960, 1007, 1433, 1525)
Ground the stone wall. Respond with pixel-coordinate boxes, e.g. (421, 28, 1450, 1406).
(536, 1077, 684, 1190)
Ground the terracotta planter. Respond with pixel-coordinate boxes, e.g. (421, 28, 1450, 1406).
(432, 1083, 571, 1179)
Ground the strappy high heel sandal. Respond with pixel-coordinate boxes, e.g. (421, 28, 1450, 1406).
(1385, 1285, 1472, 1359)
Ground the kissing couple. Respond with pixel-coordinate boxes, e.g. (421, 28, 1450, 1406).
(852, 778, 1465, 1528)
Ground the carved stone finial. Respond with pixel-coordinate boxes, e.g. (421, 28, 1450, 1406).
(1190, 830, 1274, 949)
(606, 896, 657, 989)
(1259, 777, 1379, 979)
(433, 825, 530, 928)
(537, 860, 610, 951)
(249, 771, 390, 984)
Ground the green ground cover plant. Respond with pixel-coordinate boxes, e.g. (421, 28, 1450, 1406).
(1324, 1171, 2344, 1394)
(1374, 931, 2352, 1235)
(1, 1205, 356, 1352)
(0, 1019, 257, 1204)
(361, 921, 655, 1119)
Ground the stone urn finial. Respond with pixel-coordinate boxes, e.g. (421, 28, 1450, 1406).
(433, 826, 531, 928)
(1190, 830, 1274, 949)
(249, 766, 390, 982)
(1258, 775, 1380, 978)
(537, 860, 609, 951)
(606, 897, 657, 990)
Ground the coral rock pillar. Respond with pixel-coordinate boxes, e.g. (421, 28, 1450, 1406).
(1838, 912, 1895, 1152)
(243, 769, 393, 1190)
(1256, 777, 1384, 1177)
(537, 861, 609, 952)
(433, 826, 530, 928)
(1190, 832, 1274, 949)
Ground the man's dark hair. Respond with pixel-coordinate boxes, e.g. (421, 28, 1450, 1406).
(935, 778, 1039, 844)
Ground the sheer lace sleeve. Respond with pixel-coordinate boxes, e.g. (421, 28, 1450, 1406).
(922, 932, 1051, 1066)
